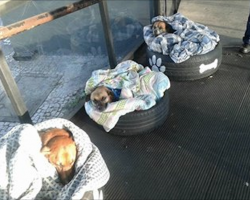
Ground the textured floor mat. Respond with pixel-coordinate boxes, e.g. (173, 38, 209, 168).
(71, 47, 250, 199)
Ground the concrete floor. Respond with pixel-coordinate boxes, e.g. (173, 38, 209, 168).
(178, 0, 249, 47)
(1, 0, 249, 136)
(71, 45, 250, 199)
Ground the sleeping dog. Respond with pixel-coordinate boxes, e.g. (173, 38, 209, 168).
(89, 86, 115, 112)
(87, 85, 133, 112)
(152, 20, 175, 36)
(40, 128, 77, 185)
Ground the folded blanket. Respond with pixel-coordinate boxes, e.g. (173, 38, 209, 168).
(84, 60, 170, 132)
(143, 13, 220, 63)
(0, 118, 110, 200)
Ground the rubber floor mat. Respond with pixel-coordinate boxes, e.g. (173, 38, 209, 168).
(71, 47, 250, 200)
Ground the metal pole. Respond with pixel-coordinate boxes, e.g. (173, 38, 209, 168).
(164, 0, 168, 16)
(0, 0, 100, 40)
(0, 48, 32, 124)
(154, 0, 161, 16)
(99, 0, 117, 69)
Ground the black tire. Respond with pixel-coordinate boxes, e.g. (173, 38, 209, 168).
(147, 42, 222, 81)
(107, 90, 170, 136)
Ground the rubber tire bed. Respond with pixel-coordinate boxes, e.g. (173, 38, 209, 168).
(147, 42, 222, 81)
(106, 90, 170, 136)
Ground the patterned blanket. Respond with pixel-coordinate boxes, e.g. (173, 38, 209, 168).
(143, 13, 220, 63)
(84, 60, 170, 132)
(0, 118, 110, 200)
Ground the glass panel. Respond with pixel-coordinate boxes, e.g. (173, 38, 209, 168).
(0, 0, 155, 136)
(0, 36, 20, 136)
(1, 1, 109, 57)
(0, 74, 19, 123)
(107, 0, 152, 61)
(0, 1, 109, 135)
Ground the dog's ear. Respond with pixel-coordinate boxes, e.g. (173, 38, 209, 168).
(165, 22, 174, 33)
(62, 126, 73, 138)
(106, 88, 114, 99)
(41, 146, 51, 156)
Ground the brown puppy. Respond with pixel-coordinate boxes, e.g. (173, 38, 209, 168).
(152, 21, 174, 36)
(90, 85, 114, 112)
(40, 128, 77, 185)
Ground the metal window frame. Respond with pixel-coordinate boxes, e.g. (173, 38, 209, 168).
(0, 0, 160, 124)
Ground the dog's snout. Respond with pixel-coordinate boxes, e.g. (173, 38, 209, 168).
(153, 26, 162, 36)
(154, 29, 160, 36)
(97, 103, 107, 112)
(58, 167, 75, 185)
(91, 100, 107, 112)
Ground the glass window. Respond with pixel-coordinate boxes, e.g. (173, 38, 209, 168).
(107, 0, 152, 61)
(0, 1, 109, 130)
(0, 0, 153, 135)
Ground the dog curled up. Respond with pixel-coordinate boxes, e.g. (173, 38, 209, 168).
(86, 85, 133, 112)
(39, 128, 77, 185)
(152, 20, 175, 36)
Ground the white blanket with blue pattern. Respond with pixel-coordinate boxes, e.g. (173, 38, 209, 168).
(0, 118, 110, 200)
(143, 13, 220, 63)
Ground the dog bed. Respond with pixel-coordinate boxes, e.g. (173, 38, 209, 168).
(0, 118, 110, 200)
(108, 90, 169, 136)
(84, 60, 171, 135)
(146, 42, 222, 81)
(143, 13, 222, 81)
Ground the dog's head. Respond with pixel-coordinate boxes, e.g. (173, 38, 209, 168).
(40, 128, 77, 185)
(89, 86, 114, 112)
(152, 21, 173, 36)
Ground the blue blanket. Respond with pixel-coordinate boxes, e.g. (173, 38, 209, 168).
(143, 13, 220, 63)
